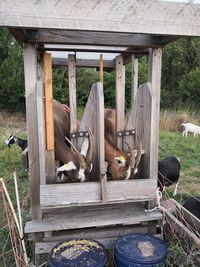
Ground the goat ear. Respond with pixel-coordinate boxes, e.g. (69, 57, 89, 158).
(114, 156, 126, 167)
(80, 138, 89, 158)
(57, 161, 77, 172)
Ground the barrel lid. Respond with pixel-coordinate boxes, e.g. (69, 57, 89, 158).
(114, 233, 167, 264)
(49, 238, 107, 267)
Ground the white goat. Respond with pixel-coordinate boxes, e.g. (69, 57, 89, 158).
(181, 123, 200, 137)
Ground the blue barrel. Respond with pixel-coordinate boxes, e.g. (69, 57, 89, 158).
(48, 238, 108, 267)
(114, 233, 167, 267)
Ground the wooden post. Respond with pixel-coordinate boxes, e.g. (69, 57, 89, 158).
(68, 54, 77, 146)
(96, 82, 107, 202)
(100, 54, 103, 84)
(23, 43, 42, 220)
(147, 48, 162, 234)
(115, 55, 125, 149)
(131, 55, 138, 109)
(44, 53, 55, 183)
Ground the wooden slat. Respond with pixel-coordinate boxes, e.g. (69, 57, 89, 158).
(170, 199, 200, 234)
(131, 55, 138, 110)
(44, 53, 54, 151)
(53, 57, 115, 68)
(27, 29, 171, 47)
(36, 81, 46, 185)
(25, 202, 161, 233)
(164, 209, 200, 247)
(148, 48, 162, 180)
(40, 179, 157, 208)
(68, 54, 77, 145)
(100, 54, 103, 83)
(1, 1, 200, 37)
(115, 55, 125, 149)
(43, 53, 55, 183)
(23, 43, 42, 220)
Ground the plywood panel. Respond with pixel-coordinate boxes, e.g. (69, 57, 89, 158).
(1, 1, 200, 37)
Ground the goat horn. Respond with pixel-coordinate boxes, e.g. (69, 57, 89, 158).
(123, 140, 136, 169)
(65, 136, 80, 154)
(134, 134, 142, 173)
(85, 127, 94, 164)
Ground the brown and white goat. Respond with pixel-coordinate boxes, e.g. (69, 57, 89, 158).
(53, 100, 94, 182)
(104, 108, 142, 180)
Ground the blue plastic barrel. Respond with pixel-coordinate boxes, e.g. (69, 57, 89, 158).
(114, 233, 167, 267)
(48, 238, 108, 267)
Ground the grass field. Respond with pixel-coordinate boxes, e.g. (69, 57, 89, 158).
(0, 110, 199, 266)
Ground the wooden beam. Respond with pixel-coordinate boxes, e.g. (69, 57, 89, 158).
(23, 43, 42, 220)
(131, 55, 138, 110)
(1, 1, 200, 37)
(26, 29, 171, 47)
(43, 53, 55, 183)
(53, 58, 115, 68)
(148, 48, 162, 180)
(115, 55, 125, 149)
(68, 54, 77, 145)
(9, 28, 28, 47)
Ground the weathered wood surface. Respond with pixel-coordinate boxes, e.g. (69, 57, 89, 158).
(25, 202, 161, 233)
(53, 57, 115, 69)
(170, 199, 200, 236)
(115, 55, 125, 149)
(23, 43, 42, 220)
(131, 55, 138, 109)
(40, 179, 157, 208)
(148, 48, 162, 181)
(36, 81, 46, 185)
(164, 209, 200, 247)
(1, 1, 200, 36)
(78, 83, 105, 181)
(68, 54, 77, 139)
(43, 53, 55, 183)
(26, 29, 173, 47)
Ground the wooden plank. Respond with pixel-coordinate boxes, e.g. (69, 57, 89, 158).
(164, 209, 200, 247)
(131, 55, 138, 110)
(1, 1, 200, 37)
(115, 55, 125, 149)
(148, 48, 162, 180)
(96, 82, 107, 201)
(27, 29, 171, 47)
(53, 58, 115, 68)
(40, 179, 157, 208)
(25, 202, 161, 233)
(23, 43, 42, 220)
(44, 53, 54, 151)
(100, 54, 103, 84)
(170, 199, 200, 235)
(68, 54, 77, 145)
(43, 53, 55, 183)
(36, 81, 46, 185)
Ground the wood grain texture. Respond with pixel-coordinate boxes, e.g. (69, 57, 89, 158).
(115, 55, 125, 149)
(1, 1, 200, 36)
(23, 43, 42, 220)
(25, 202, 161, 233)
(131, 55, 138, 110)
(53, 58, 115, 68)
(68, 54, 77, 140)
(40, 179, 157, 208)
(44, 53, 54, 151)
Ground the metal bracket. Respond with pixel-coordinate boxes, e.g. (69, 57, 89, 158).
(117, 129, 135, 137)
(70, 131, 89, 138)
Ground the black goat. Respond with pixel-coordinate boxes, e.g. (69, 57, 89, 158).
(183, 196, 200, 220)
(158, 155, 180, 196)
(5, 133, 28, 151)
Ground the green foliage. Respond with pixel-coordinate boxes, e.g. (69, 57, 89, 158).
(0, 29, 25, 112)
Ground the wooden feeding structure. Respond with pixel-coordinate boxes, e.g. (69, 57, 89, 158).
(1, 0, 200, 265)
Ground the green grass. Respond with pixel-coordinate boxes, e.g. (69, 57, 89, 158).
(0, 112, 200, 266)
